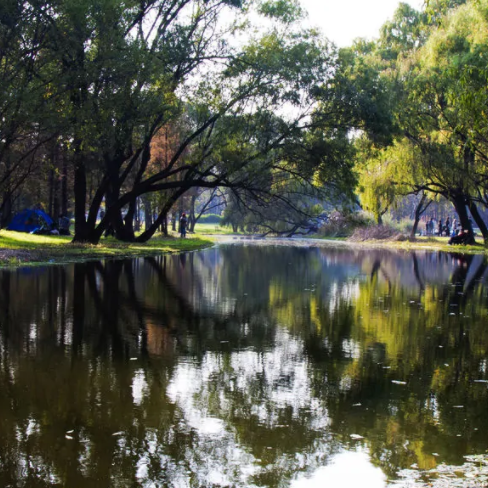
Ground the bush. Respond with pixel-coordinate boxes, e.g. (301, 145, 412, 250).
(198, 213, 222, 224)
(349, 225, 409, 241)
(319, 211, 373, 238)
(382, 215, 414, 235)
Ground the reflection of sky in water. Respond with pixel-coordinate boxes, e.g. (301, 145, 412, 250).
(168, 329, 328, 426)
(2, 246, 488, 487)
(164, 328, 331, 485)
(292, 451, 386, 488)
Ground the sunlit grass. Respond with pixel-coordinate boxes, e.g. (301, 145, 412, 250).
(0, 230, 214, 267)
(192, 223, 239, 235)
(354, 235, 487, 254)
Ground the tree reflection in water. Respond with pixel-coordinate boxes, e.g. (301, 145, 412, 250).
(0, 245, 487, 487)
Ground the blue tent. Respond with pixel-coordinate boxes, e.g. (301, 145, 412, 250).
(7, 208, 54, 233)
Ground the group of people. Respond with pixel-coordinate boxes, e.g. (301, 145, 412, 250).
(424, 215, 476, 245)
(425, 217, 458, 237)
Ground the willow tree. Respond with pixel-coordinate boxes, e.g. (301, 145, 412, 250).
(396, 0, 488, 241)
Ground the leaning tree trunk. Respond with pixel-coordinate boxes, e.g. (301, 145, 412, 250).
(451, 192, 475, 244)
(467, 198, 488, 245)
(136, 189, 189, 242)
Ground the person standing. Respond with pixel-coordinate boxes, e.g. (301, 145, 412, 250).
(179, 213, 188, 238)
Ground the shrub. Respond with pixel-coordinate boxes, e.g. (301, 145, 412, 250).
(382, 215, 414, 235)
(319, 211, 373, 238)
(349, 225, 409, 241)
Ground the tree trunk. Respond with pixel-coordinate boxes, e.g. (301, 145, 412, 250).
(451, 193, 475, 244)
(136, 189, 187, 242)
(189, 194, 197, 232)
(61, 157, 68, 216)
(467, 198, 488, 245)
(410, 193, 431, 240)
(48, 167, 54, 217)
(0, 192, 12, 228)
(73, 152, 89, 241)
(143, 195, 153, 231)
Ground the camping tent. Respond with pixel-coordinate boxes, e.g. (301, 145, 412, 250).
(7, 208, 54, 233)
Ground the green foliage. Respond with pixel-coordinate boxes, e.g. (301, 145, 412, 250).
(318, 210, 372, 238)
(257, 0, 303, 23)
(198, 213, 222, 224)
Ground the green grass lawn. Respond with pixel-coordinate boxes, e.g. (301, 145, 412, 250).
(0, 230, 214, 267)
(350, 235, 488, 254)
(192, 223, 239, 235)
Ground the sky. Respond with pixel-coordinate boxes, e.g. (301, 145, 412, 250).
(299, 0, 425, 47)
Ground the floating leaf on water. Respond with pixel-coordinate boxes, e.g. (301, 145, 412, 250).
(352, 403, 362, 407)
(65, 435, 73, 440)
(410, 463, 418, 469)
(453, 405, 464, 408)
(112, 431, 124, 436)
(66, 430, 74, 434)
(392, 380, 407, 385)
(444, 364, 449, 367)
(432, 453, 439, 456)
(382, 366, 391, 369)
(473, 380, 488, 383)
(350, 434, 364, 440)
(130, 358, 137, 361)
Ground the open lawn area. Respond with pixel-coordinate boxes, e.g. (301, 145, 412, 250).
(0, 230, 214, 268)
(191, 223, 239, 235)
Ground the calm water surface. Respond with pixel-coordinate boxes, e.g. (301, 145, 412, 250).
(1, 243, 488, 487)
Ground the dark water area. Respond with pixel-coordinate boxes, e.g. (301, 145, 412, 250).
(1, 244, 488, 487)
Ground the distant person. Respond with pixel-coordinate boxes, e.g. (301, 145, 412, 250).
(58, 214, 71, 236)
(438, 219, 443, 236)
(445, 217, 450, 233)
(179, 213, 187, 238)
(429, 217, 435, 236)
(451, 218, 458, 236)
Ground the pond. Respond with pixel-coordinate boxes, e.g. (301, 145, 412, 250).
(1, 243, 488, 487)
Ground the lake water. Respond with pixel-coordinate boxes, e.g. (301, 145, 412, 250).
(1, 243, 488, 487)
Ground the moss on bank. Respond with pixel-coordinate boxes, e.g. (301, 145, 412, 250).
(0, 230, 214, 268)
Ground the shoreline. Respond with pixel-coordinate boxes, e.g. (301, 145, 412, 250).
(0, 230, 215, 269)
(1, 231, 486, 269)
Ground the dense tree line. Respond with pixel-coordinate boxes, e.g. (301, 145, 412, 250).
(355, 0, 488, 243)
(0, 0, 365, 242)
(1, 0, 487, 242)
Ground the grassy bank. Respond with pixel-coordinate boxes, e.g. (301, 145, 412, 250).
(0, 230, 214, 268)
(345, 235, 488, 254)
